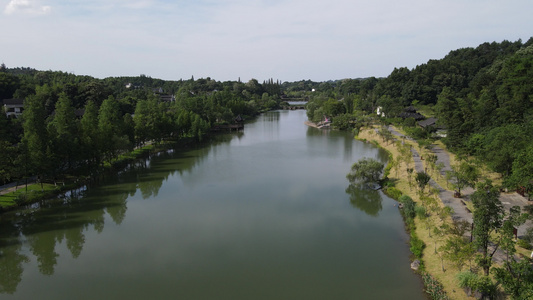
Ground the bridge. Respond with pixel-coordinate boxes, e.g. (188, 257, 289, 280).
(281, 105, 306, 110)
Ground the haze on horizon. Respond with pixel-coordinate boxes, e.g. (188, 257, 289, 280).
(1, 0, 532, 83)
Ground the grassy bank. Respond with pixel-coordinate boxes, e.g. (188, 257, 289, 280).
(356, 126, 470, 300)
(0, 142, 165, 211)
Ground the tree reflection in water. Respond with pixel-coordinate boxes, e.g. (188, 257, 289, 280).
(0, 133, 239, 294)
(345, 183, 383, 217)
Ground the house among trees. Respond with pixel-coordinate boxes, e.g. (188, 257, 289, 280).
(159, 94, 176, 102)
(418, 117, 447, 137)
(398, 106, 425, 121)
(2, 98, 24, 117)
(418, 117, 438, 129)
(152, 87, 175, 102)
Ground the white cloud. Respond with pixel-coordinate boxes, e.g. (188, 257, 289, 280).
(4, 0, 51, 15)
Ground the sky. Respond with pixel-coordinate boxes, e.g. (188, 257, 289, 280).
(1, 0, 532, 83)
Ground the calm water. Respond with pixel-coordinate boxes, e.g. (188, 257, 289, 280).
(0, 110, 425, 299)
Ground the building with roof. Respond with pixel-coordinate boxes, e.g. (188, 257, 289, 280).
(2, 99, 24, 117)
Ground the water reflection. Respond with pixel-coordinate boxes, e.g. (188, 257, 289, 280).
(345, 184, 383, 217)
(0, 225, 28, 294)
(0, 134, 237, 294)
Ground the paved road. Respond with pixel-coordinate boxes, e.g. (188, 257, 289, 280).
(388, 126, 531, 237)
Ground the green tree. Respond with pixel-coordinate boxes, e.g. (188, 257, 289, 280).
(415, 171, 431, 193)
(506, 145, 533, 196)
(0, 140, 17, 184)
(346, 158, 384, 186)
(471, 180, 504, 276)
(21, 87, 51, 186)
(133, 99, 152, 146)
(80, 101, 100, 170)
(98, 96, 124, 161)
(492, 258, 533, 299)
(48, 92, 79, 172)
(449, 160, 480, 196)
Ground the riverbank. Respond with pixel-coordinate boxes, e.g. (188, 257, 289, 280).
(356, 126, 483, 300)
(0, 139, 196, 212)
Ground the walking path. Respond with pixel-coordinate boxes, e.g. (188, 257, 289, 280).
(0, 177, 36, 196)
(386, 125, 531, 237)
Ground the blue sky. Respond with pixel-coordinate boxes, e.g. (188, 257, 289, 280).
(1, 0, 532, 82)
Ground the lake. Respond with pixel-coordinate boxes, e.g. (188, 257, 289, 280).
(0, 110, 425, 299)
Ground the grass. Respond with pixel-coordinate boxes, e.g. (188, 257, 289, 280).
(0, 183, 61, 209)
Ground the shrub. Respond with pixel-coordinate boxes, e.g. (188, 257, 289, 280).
(399, 195, 416, 219)
(456, 272, 496, 299)
(517, 238, 532, 250)
(410, 232, 425, 259)
(422, 272, 449, 300)
(474, 276, 496, 297)
(456, 271, 477, 288)
(385, 187, 402, 200)
(415, 205, 427, 219)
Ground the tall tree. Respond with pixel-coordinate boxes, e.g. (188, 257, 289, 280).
(471, 180, 504, 276)
(98, 96, 124, 160)
(80, 101, 100, 170)
(48, 92, 78, 172)
(21, 87, 51, 185)
(449, 160, 480, 196)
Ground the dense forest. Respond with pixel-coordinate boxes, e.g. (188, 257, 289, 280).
(0, 64, 283, 186)
(300, 38, 533, 193)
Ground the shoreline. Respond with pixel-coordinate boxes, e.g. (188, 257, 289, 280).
(304, 120, 319, 128)
(355, 126, 468, 300)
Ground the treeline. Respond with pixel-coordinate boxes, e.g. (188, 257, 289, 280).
(0, 67, 283, 185)
(297, 38, 533, 191)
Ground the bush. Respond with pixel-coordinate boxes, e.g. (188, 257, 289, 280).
(422, 272, 449, 300)
(456, 271, 477, 288)
(517, 238, 532, 250)
(456, 272, 496, 299)
(410, 232, 425, 259)
(385, 187, 402, 200)
(400, 195, 416, 219)
(474, 276, 496, 297)
(415, 205, 427, 219)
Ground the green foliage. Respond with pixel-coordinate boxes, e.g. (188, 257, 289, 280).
(415, 205, 427, 219)
(384, 186, 402, 200)
(471, 180, 504, 276)
(399, 195, 416, 219)
(456, 271, 477, 288)
(415, 171, 431, 192)
(346, 157, 384, 184)
(422, 272, 449, 300)
(517, 239, 532, 250)
(493, 258, 533, 299)
(456, 272, 496, 299)
(331, 113, 358, 130)
(449, 160, 480, 195)
(410, 232, 425, 259)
